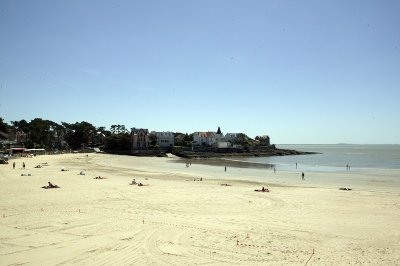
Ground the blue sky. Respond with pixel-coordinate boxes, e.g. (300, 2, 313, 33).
(1, 0, 399, 144)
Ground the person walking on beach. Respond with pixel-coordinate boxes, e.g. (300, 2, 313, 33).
(225, 166, 227, 172)
(302, 172, 305, 180)
(13, 162, 15, 169)
(296, 162, 297, 169)
(23, 162, 25, 169)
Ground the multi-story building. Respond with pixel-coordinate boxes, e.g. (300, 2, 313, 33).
(224, 133, 240, 143)
(131, 128, 149, 150)
(193, 127, 224, 147)
(151, 131, 175, 148)
(193, 132, 216, 146)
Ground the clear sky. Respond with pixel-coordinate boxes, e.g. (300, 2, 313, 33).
(1, 1, 399, 144)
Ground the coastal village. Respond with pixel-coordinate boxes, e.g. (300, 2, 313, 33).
(130, 126, 272, 157)
(1, 117, 311, 161)
(0, 117, 274, 159)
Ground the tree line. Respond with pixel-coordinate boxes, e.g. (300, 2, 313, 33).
(0, 117, 269, 152)
(0, 117, 132, 151)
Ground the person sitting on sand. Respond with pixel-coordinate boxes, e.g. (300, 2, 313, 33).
(255, 187, 269, 192)
(42, 181, 59, 189)
(131, 178, 137, 185)
(138, 182, 143, 186)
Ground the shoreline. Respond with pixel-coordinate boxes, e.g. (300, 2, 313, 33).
(6, 153, 400, 191)
(171, 156, 275, 169)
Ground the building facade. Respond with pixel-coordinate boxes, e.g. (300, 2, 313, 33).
(224, 133, 240, 143)
(131, 128, 149, 150)
(193, 127, 224, 147)
(151, 131, 175, 148)
(193, 132, 216, 146)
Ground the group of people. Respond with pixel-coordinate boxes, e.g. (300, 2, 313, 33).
(12, 162, 25, 169)
(130, 178, 146, 186)
(255, 186, 270, 192)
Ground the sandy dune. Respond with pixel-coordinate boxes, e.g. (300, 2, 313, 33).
(1, 153, 399, 265)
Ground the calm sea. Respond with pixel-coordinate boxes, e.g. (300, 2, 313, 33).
(241, 144, 400, 172)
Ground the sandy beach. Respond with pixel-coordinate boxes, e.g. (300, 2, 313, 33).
(1, 153, 399, 265)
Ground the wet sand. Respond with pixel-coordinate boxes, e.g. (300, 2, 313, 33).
(173, 157, 275, 169)
(1, 153, 399, 265)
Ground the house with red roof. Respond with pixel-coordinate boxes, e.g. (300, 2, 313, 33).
(193, 127, 224, 147)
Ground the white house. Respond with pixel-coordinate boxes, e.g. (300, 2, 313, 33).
(193, 127, 224, 146)
(224, 133, 240, 143)
(193, 132, 217, 146)
(216, 142, 230, 148)
(151, 131, 175, 148)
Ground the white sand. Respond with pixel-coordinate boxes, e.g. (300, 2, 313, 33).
(1, 153, 399, 265)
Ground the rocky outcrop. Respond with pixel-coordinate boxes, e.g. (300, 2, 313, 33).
(172, 148, 317, 159)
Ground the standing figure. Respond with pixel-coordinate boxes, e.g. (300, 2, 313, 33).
(13, 162, 15, 169)
(302, 172, 305, 180)
(23, 162, 25, 169)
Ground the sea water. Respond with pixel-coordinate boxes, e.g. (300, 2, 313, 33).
(241, 144, 400, 172)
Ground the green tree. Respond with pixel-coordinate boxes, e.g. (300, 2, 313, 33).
(110, 124, 127, 134)
(184, 133, 193, 142)
(29, 118, 52, 148)
(104, 133, 131, 151)
(97, 126, 111, 137)
(0, 117, 9, 139)
(149, 133, 157, 147)
(11, 119, 30, 133)
(62, 121, 96, 150)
